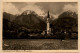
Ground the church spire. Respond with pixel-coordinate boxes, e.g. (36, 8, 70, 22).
(46, 11, 50, 35)
(47, 11, 50, 18)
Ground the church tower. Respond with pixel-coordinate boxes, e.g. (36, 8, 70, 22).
(47, 11, 50, 35)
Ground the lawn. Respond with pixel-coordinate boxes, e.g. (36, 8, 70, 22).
(3, 39, 78, 50)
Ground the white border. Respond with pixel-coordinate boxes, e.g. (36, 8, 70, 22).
(0, 0, 79, 53)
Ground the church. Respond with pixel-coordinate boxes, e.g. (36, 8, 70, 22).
(42, 11, 52, 36)
(46, 11, 51, 35)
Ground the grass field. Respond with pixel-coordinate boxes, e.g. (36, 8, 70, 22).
(3, 39, 78, 50)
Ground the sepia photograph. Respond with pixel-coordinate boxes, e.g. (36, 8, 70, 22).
(2, 2, 78, 50)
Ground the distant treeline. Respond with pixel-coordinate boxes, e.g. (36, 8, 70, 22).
(3, 18, 78, 39)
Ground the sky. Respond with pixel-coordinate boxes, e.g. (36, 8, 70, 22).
(3, 2, 78, 18)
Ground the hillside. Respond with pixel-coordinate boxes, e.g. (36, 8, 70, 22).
(14, 10, 46, 30)
(51, 11, 78, 32)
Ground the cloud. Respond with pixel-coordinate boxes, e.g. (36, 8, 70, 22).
(52, 4, 78, 19)
(63, 4, 78, 13)
(3, 2, 78, 19)
(21, 2, 45, 16)
(52, 14, 59, 19)
(3, 3, 20, 15)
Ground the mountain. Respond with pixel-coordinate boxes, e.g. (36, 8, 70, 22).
(3, 10, 78, 39)
(14, 10, 46, 30)
(3, 10, 78, 32)
(51, 11, 78, 32)
(3, 12, 17, 21)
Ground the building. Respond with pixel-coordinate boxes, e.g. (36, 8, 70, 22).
(46, 11, 51, 35)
